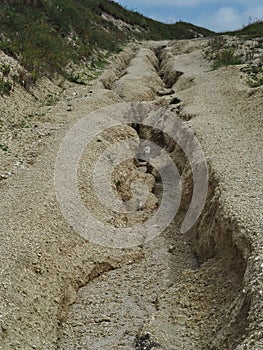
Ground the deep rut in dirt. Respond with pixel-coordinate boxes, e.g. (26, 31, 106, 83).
(1, 39, 261, 350)
(58, 226, 197, 349)
(57, 42, 254, 350)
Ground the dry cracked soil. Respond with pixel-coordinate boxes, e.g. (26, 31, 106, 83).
(0, 39, 262, 350)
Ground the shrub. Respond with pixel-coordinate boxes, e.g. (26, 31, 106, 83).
(242, 64, 263, 87)
(213, 48, 242, 69)
(0, 144, 9, 152)
(64, 72, 86, 85)
(208, 36, 227, 51)
(205, 37, 242, 69)
(0, 79, 12, 95)
(0, 63, 11, 76)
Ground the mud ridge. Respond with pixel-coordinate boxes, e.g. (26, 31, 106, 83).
(99, 43, 140, 90)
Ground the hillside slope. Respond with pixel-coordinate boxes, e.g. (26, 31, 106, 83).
(227, 21, 263, 38)
(0, 0, 213, 79)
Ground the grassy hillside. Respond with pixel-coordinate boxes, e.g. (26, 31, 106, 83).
(226, 21, 263, 38)
(205, 26, 263, 88)
(0, 0, 213, 80)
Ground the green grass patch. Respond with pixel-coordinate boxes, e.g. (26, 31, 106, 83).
(0, 0, 214, 82)
(44, 93, 60, 106)
(241, 64, 263, 87)
(212, 48, 242, 69)
(0, 144, 10, 152)
(0, 63, 11, 76)
(64, 72, 86, 85)
(205, 37, 242, 70)
(0, 79, 12, 95)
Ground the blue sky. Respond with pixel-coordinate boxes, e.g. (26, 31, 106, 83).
(114, 0, 263, 32)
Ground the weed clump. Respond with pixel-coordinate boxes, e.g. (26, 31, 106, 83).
(205, 37, 242, 69)
(0, 79, 12, 95)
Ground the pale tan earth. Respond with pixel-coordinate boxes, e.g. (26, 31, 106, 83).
(0, 39, 262, 350)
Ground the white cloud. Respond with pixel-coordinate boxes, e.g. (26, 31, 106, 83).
(214, 7, 244, 30)
(195, 5, 263, 32)
(196, 7, 245, 31)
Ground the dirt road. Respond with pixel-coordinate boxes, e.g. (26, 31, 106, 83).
(0, 39, 262, 349)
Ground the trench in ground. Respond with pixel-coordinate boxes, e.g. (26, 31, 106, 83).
(57, 45, 250, 349)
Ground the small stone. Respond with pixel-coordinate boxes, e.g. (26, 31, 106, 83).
(157, 88, 174, 96)
(138, 166, 147, 173)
